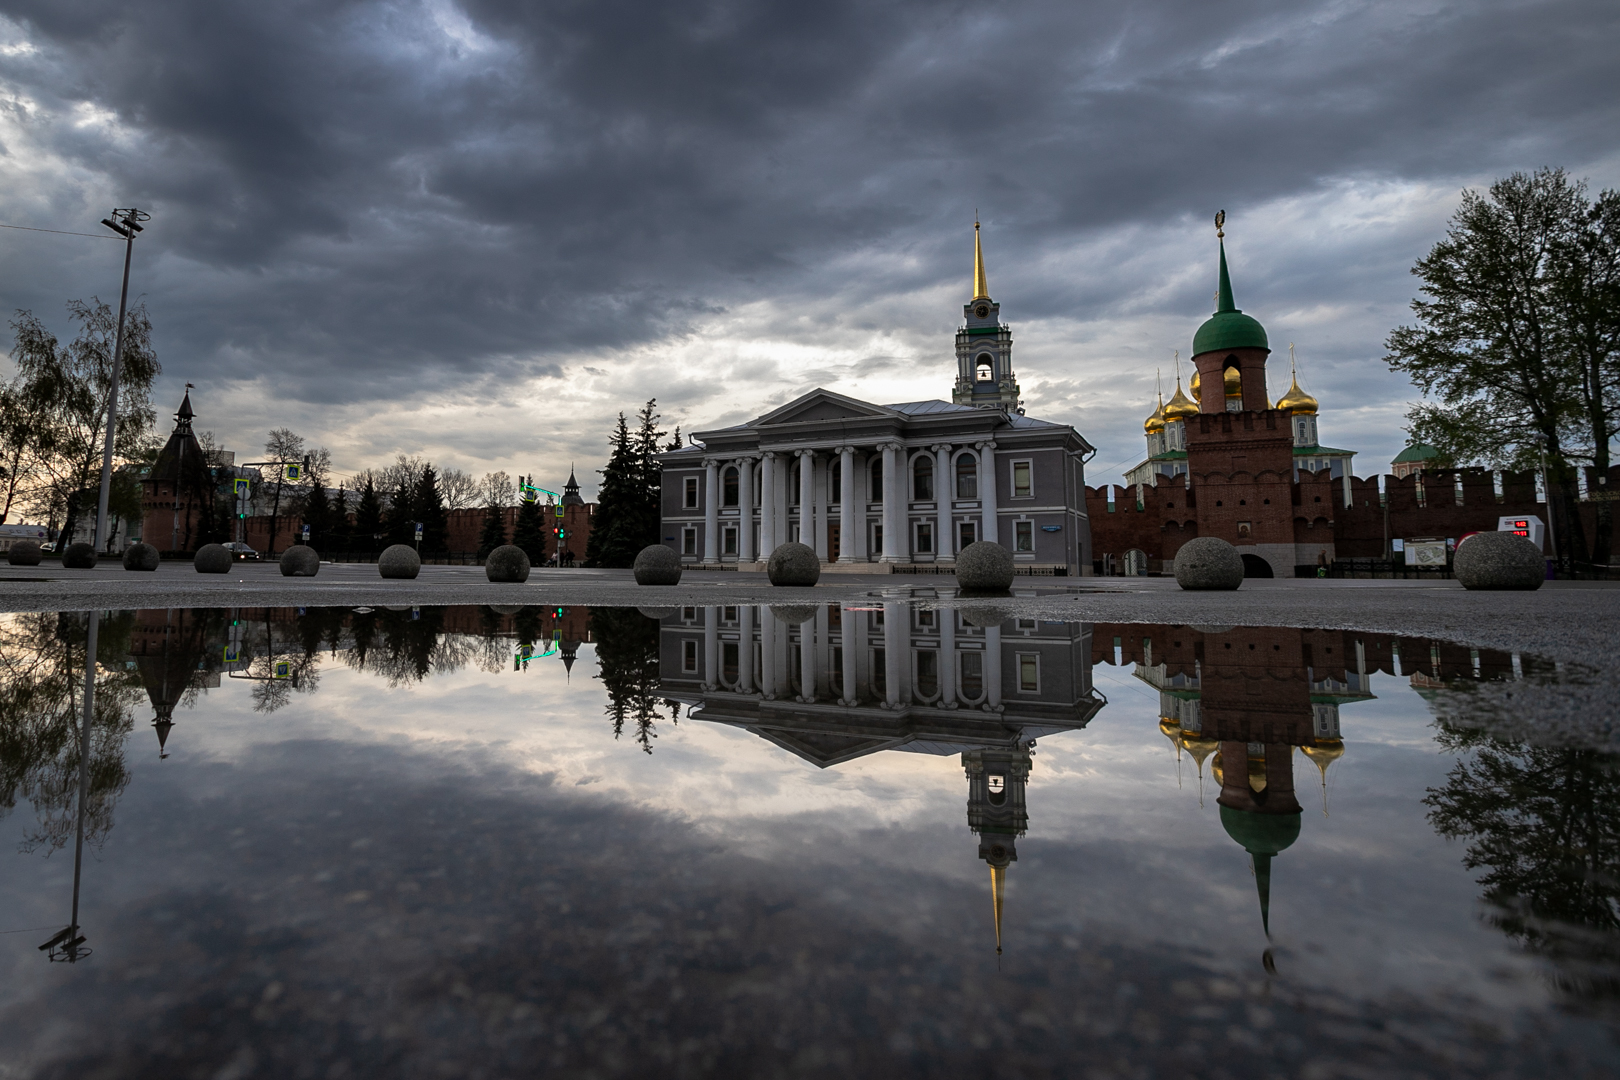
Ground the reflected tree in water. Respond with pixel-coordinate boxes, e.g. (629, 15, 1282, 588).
(1425, 723, 1620, 999)
(0, 612, 138, 852)
(590, 609, 676, 753)
(341, 608, 460, 688)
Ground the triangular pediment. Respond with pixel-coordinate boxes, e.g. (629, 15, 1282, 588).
(750, 726, 900, 767)
(753, 389, 900, 428)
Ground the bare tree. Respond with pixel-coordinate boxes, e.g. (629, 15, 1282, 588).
(480, 470, 515, 508)
(438, 467, 478, 511)
(378, 454, 425, 510)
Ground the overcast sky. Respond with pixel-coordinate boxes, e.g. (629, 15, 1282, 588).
(0, 0, 1616, 496)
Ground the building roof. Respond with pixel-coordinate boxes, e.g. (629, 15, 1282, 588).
(1392, 442, 1441, 464)
(1294, 444, 1355, 457)
(1192, 239, 1269, 356)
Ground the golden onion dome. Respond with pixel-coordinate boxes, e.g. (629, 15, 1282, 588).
(1180, 733, 1218, 771)
(1164, 382, 1198, 421)
(1223, 365, 1242, 397)
(1210, 748, 1223, 787)
(1300, 738, 1344, 777)
(1144, 397, 1167, 433)
(1275, 375, 1319, 415)
(1189, 369, 1201, 402)
(1159, 716, 1182, 752)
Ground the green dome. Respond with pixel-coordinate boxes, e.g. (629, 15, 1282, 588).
(1192, 238, 1269, 357)
(1193, 310, 1269, 356)
(1219, 804, 1301, 855)
(1392, 442, 1441, 464)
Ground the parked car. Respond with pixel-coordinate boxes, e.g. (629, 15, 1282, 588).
(223, 542, 260, 561)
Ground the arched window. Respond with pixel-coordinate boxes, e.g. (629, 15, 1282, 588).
(722, 467, 739, 507)
(976, 354, 994, 381)
(955, 453, 978, 499)
(869, 457, 883, 501)
(788, 461, 800, 505)
(913, 456, 934, 500)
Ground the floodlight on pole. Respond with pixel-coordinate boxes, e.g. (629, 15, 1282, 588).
(92, 207, 150, 554)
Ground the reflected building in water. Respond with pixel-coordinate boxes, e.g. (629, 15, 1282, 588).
(656, 601, 1106, 950)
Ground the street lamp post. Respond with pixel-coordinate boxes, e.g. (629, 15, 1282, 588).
(92, 208, 149, 553)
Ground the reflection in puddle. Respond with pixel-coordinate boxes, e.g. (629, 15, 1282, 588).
(1, 605, 1616, 1075)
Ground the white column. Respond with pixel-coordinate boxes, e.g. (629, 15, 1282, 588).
(702, 458, 719, 564)
(812, 454, 829, 562)
(983, 623, 1003, 711)
(797, 449, 816, 552)
(758, 452, 776, 556)
(775, 455, 790, 550)
(883, 600, 903, 707)
(838, 447, 857, 563)
(939, 608, 957, 708)
(759, 607, 777, 699)
(976, 440, 999, 545)
(880, 442, 902, 563)
(797, 618, 817, 702)
(737, 457, 755, 563)
(738, 605, 755, 694)
(932, 443, 953, 562)
(840, 605, 858, 705)
(704, 608, 718, 690)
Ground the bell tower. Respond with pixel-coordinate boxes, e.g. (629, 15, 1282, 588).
(964, 744, 1033, 955)
(953, 220, 1021, 412)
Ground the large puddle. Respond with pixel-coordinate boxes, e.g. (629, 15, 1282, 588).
(1, 605, 1615, 1077)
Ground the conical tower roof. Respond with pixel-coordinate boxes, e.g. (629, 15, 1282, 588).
(1192, 233, 1269, 357)
(972, 219, 989, 301)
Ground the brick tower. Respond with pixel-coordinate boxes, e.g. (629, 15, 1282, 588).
(1183, 216, 1297, 577)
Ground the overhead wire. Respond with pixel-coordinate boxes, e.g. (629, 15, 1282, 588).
(0, 222, 122, 240)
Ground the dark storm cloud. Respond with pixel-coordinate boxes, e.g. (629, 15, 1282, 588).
(0, 1, 1615, 429)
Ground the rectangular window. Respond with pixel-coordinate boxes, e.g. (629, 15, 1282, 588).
(1018, 653, 1040, 693)
(915, 521, 933, 554)
(1015, 520, 1034, 552)
(1012, 460, 1032, 498)
(958, 521, 976, 551)
(681, 607, 697, 621)
(959, 650, 984, 700)
(722, 642, 739, 684)
(915, 608, 936, 629)
(869, 608, 885, 630)
(722, 606, 738, 624)
(831, 646, 843, 696)
(789, 522, 800, 544)
(684, 477, 699, 508)
(682, 639, 698, 673)
(915, 649, 939, 698)
(871, 648, 887, 697)
(682, 528, 697, 555)
(872, 522, 882, 553)
(722, 527, 738, 555)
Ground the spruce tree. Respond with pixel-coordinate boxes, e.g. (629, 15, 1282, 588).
(414, 464, 449, 552)
(354, 474, 384, 553)
(585, 413, 636, 567)
(477, 503, 508, 559)
(511, 490, 547, 564)
(386, 476, 417, 547)
(302, 479, 332, 549)
(633, 399, 666, 549)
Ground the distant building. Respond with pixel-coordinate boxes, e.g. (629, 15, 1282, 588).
(1390, 442, 1443, 478)
(141, 390, 232, 554)
(658, 224, 1096, 574)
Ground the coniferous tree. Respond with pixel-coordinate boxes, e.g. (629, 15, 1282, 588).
(477, 503, 508, 559)
(586, 401, 665, 567)
(302, 479, 332, 550)
(354, 473, 384, 553)
(386, 475, 417, 547)
(414, 464, 449, 552)
(511, 489, 547, 565)
(589, 607, 676, 753)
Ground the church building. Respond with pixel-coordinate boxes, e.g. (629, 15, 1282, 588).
(658, 224, 1096, 574)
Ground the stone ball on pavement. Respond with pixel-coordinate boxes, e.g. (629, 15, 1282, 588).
(488, 604, 525, 616)
(122, 542, 160, 571)
(633, 544, 682, 585)
(636, 607, 679, 620)
(955, 541, 1015, 593)
(378, 544, 421, 579)
(1174, 537, 1245, 590)
(280, 544, 321, 577)
(958, 604, 1008, 629)
(485, 545, 531, 583)
(771, 604, 818, 624)
(1454, 531, 1546, 590)
(767, 542, 820, 587)
(7, 540, 42, 566)
(61, 542, 98, 569)
(194, 544, 232, 574)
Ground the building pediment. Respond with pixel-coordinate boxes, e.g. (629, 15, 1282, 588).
(752, 389, 901, 428)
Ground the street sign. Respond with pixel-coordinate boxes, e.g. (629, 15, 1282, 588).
(234, 478, 250, 496)
(414, 524, 423, 539)
(1406, 540, 1447, 567)
(301, 524, 310, 540)
(285, 464, 302, 481)
(273, 660, 292, 678)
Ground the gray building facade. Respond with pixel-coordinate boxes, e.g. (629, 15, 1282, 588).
(658, 229, 1096, 574)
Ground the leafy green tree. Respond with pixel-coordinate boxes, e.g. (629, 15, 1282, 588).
(414, 464, 449, 552)
(1387, 169, 1620, 568)
(353, 473, 384, 553)
(6, 300, 161, 542)
(1425, 724, 1620, 1000)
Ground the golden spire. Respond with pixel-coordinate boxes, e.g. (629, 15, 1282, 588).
(973, 217, 990, 301)
(990, 865, 1005, 956)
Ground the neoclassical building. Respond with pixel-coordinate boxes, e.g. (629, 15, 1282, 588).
(659, 225, 1096, 573)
